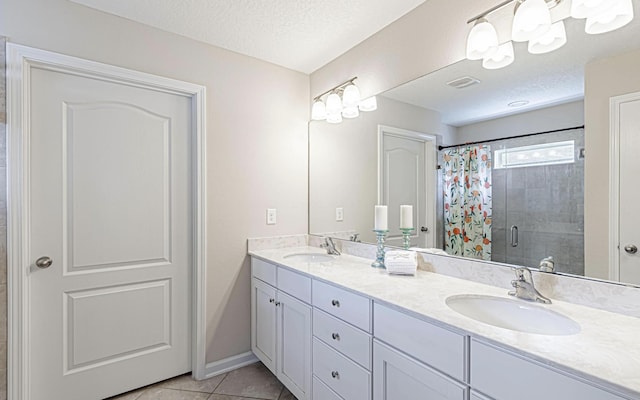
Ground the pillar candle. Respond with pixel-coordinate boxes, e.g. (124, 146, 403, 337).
(374, 205, 388, 231)
(400, 205, 413, 229)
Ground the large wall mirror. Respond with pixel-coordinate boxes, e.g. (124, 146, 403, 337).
(309, 13, 640, 286)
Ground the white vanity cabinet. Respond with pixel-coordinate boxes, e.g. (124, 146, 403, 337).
(312, 280, 373, 400)
(372, 303, 469, 400)
(250, 254, 637, 400)
(471, 340, 629, 400)
(251, 258, 312, 400)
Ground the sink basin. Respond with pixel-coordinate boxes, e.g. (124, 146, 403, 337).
(283, 253, 336, 263)
(445, 294, 580, 335)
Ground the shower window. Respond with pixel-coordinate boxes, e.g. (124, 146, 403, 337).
(494, 140, 575, 169)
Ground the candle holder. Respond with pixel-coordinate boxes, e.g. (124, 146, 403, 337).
(371, 229, 389, 269)
(400, 228, 415, 250)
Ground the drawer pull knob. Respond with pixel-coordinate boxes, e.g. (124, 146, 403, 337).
(269, 298, 275, 303)
(331, 371, 340, 379)
(331, 299, 340, 307)
(331, 333, 340, 340)
(275, 301, 281, 307)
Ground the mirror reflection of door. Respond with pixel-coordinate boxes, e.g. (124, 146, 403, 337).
(614, 92, 640, 285)
(378, 126, 436, 249)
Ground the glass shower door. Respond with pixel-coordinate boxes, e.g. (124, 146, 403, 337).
(496, 129, 585, 274)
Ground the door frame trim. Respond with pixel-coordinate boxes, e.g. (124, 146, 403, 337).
(6, 43, 208, 399)
(377, 125, 437, 248)
(609, 91, 640, 281)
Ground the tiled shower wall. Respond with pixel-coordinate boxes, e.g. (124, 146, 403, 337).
(490, 129, 585, 275)
(1, 36, 8, 399)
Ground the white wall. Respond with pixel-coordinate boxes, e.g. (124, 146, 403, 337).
(584, 48, 640, 279)
(0, 0, 309, 364)
(309, 96, 454, 243)
(455, 100, 584, 144)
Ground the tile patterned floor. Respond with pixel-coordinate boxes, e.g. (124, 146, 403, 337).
(107, 362, 296, 400)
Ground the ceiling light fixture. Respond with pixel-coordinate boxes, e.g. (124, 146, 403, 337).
(465, 0, 633, 70)
(310, 77, 376, 123)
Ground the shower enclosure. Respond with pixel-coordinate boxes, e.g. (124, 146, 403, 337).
(441, 127, 585, 275)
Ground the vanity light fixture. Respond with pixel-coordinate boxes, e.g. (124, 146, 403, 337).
(466, 18, 499, 60)
(528, 20, 567, 53)
(359, 96, 378, 111)
(571, 0, 617, 18)
(311, 99, 327, 120)
(483, 41, 515, 69)
(311, 77, 376, 123)
(512, 0, 552, 42)
(466, 0, 634, 70)
(584, 0, 634, 34)
(326, 92, 343, 116)
(342, 83, 361, 108)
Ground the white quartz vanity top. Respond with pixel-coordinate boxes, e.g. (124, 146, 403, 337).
(249, 246, 640, 398)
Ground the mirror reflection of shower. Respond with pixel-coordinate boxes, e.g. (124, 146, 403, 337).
(439, 127, 585, 275)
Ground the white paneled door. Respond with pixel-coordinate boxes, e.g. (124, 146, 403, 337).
(617, 93, 640, 284)
(26, 63, 193, 398)
(379, 126, 436, 248)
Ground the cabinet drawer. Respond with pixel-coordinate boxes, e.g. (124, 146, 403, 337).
(313, 338, 371, 400)
(313, 376, 344, 400)
(471, 340, 626, 400)
(313, 308, 372, 370)
(373, 340, 467, 400)
(313, 280, 371, 332)
(278, 267, 311, 303)
(373, 303, 466, 382)
(252, 257, 276, 286)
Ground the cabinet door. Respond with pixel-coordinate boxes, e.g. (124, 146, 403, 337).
(277, 291, 312, 400)
(471, 340, 627, 400)
(373, 340, 467, 400)
(251, 278, 277, 374)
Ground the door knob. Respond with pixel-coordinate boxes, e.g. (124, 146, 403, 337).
(624, 245, 638, 254)
(35, 256, 53, 269)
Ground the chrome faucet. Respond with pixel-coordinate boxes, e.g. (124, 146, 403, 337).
(539, 256, 555, 273)
(508, 267, 551, 304)
(320, 237, 341, 255)
(349, 233, 360, 242)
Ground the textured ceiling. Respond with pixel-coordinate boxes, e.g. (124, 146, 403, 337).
(383, 5, 640, 127)
(69, 0, 427, 73)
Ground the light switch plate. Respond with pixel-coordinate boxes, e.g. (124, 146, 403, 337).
(336, 207, 344, 221)
(266, 208, 277, 225)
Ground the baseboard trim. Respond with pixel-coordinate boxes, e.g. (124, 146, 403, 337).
(203, 351, 259, 379)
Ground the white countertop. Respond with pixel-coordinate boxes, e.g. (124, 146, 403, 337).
(249, 246, 640, 399)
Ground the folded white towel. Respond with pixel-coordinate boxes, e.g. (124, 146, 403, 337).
(385, 251, 417, 275)
(385, 250, 417, 262)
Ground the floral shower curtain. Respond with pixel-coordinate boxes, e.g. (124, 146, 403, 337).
(443, 145, 492, 260)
